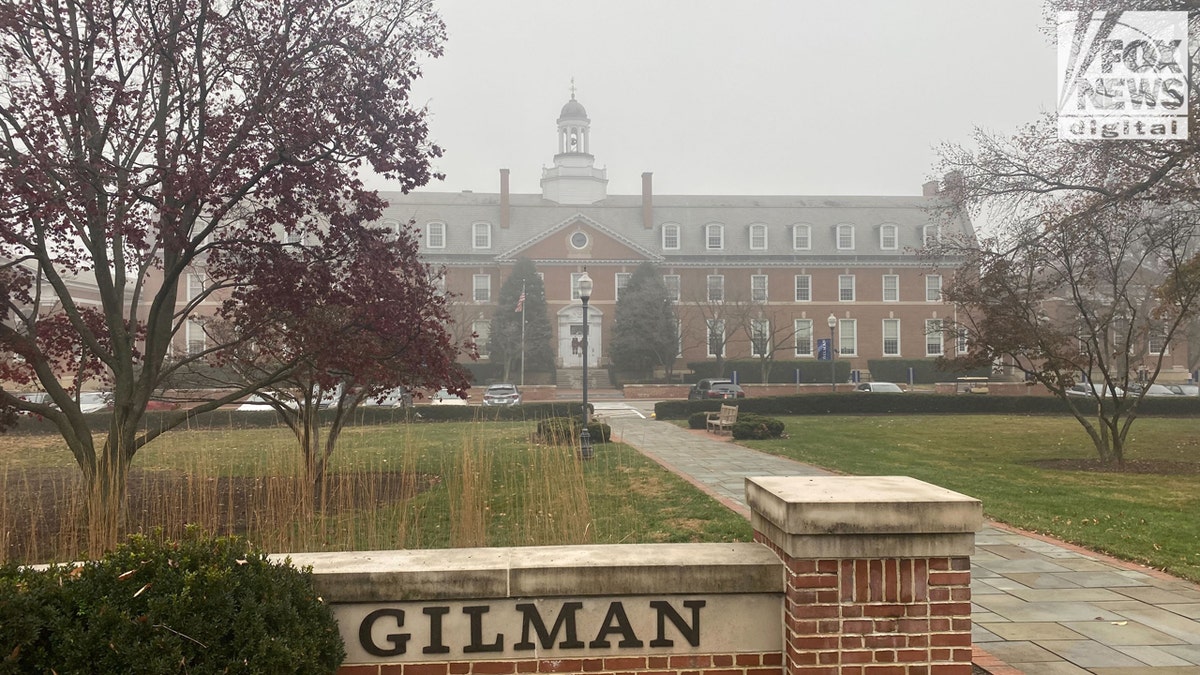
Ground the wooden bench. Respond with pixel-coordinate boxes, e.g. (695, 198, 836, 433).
(706, 404, 738, 435)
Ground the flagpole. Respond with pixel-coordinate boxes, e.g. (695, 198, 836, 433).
(520, 280, 526, 387)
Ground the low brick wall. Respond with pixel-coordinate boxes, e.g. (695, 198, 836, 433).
(288, 476, 982, 675)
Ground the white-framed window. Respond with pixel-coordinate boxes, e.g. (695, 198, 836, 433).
(473, 274, 491, 302)
(839, 275, 855, 302)
(1149, 327, 1168, 355)
(186, 319, 206, 355)
(837, 224, 855, 250)
(426, 221, 446, 249)
(615, 273, 631, 300)
(662, 223, 680, 250)
(571, 272, 585, 300)
(794, 275, 811, 302)
(882, 274, 899, 302)
(751, 275, 768, 302)
(431, 271, 447, 296)
(707, 275, 724, 303)
(663, 275, 681, 302)
(838, 319, 857, 356)
(926, 275, 942, 302)
(926, 318, 944, 356)
(707, 319, 725, 357)
(882, 319, 901, 356)
(793, 224, 811, 250)
(957, 328, 969, 355)
(473, 222, 491, 249)
(187, 271, 206, 301)
(706, 223, 724, 250)
(286, 231, 303, 245)
(750, 319, 771, 357)
(923, 224, 940, 248)
(472, 320, 491, 358)
(794, 319, 814, 357)
(880, 223, 898, 250)
(749, 223, 768, 250)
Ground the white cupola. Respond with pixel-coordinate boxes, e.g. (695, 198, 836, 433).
(541, 84, 608, 204)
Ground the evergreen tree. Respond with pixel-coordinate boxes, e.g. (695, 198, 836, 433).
(611, 262, 679, 380)
(490, 259, 554, 382)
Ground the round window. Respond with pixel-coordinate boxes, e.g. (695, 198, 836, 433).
(570, 231, 588, 249)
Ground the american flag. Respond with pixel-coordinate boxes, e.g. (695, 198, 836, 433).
(515, 291, 525, 313)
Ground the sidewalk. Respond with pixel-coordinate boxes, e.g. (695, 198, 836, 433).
(606, 415, 1200, 675)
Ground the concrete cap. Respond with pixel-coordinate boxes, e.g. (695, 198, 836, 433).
(746, 476, 982, 536)
(282, 543, 783, 603)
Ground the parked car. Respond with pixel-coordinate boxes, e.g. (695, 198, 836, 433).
(429, 388, 468, 405)
(707, 383, 746, 399)
(1169, 384, 1199, 396)
(78, 392, 113, 413)
(1065, 383, 1124, 398)
(854, 382, 904, 393)
(482, 383, 521, 406)
(688, 378, 733, 400)
(1127, 382, 1176, 397)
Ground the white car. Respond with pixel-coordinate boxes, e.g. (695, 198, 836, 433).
(854, 382, 904, 393)
(429, 388, 468, 405)
(1066, 383, 1124, 398)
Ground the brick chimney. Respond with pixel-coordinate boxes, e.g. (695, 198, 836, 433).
(642, 172, 653, 230)
(500, 169, 510, 229)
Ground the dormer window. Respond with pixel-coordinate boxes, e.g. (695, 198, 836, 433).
(662, 223, 680, 250)
(706, 223, 724, 250)
(837, 224, 855, 250)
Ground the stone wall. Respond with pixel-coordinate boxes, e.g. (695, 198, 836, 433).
(287, 476, 981, 675)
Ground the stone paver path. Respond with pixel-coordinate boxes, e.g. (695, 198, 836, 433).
(606, 415, 1200, 675)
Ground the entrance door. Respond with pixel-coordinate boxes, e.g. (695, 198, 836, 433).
(557, 306, 602, 368)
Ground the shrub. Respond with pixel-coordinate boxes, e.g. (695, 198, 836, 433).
(687, 411, 709, 429)
(731, 414, 786, 440)
(0, 530, 344, 674)
(534, 417, 612, 444)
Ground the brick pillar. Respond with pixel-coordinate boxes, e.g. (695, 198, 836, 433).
(746, 476, 981, 675)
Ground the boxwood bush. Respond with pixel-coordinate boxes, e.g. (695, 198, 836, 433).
(0, 530, 344, 674)
(731, 414, 786, 440)
(534, 417, 612, 444)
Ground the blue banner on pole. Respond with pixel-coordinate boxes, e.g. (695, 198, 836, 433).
(816, 338, 832, 361)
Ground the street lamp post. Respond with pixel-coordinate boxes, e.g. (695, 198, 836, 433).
(578, 271, 594, 460)
(827, 313, 838, 393)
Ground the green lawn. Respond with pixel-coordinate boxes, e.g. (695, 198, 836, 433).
(736, 414, 1200, 583)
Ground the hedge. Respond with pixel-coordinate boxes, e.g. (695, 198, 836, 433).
(0, 530, 343, 674)
(682, 359, 991, 385)
(654, 393, 1200, 420)
(8, 401, 599, 435)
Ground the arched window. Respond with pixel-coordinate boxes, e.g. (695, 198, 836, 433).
(749, 223, 768, 250)
(879, 223, 898, 250)
(837, 224, 855, 250)
(661, 223, 680, 250)
(705, 223, 724, 250)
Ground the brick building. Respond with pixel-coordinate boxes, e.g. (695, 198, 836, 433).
(371, 93, 974, 382)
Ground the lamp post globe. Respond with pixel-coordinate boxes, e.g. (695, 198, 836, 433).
(827, 313, 838, 393)
(578, 271, 594, 460)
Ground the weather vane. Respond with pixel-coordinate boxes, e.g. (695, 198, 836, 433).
(569, 77, 576, 99)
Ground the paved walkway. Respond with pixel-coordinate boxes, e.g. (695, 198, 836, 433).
(606, 415, 1200, 675)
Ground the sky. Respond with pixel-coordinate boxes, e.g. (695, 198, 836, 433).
(368, 1, 1059, 198)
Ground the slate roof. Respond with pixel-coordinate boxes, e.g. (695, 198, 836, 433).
(375, 191, 973, 267)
